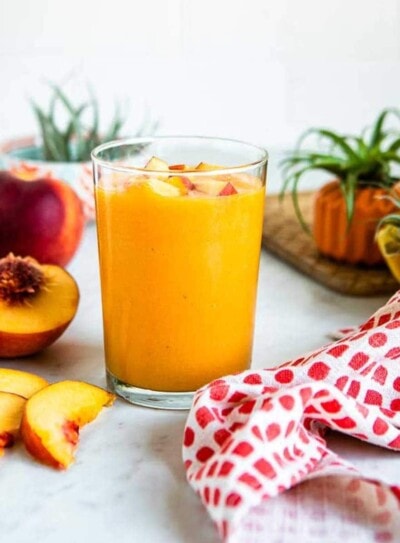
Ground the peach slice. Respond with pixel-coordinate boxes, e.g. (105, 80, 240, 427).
(0, 254, 79, 358)
(21, 380, 115, 469)
(195, 162, 225, 171)
(0, 391, 26, 454)
(145, 156, 169, 171)
(0, 368, 48, 398)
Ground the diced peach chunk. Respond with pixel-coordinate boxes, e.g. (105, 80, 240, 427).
(194, 179, 228, 196)
(146, 178, 184, 196)
(219, 182, 238, 196)
(181, 177, 195, 190)
(194, 179, 238, 197)
(145, 156, 169, 171)
(165, 176, 189, 195)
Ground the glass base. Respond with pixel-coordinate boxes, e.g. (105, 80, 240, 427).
(106, 370, 195, 410)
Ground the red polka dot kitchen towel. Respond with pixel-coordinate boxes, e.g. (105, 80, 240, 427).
(183, 290, 400, 542)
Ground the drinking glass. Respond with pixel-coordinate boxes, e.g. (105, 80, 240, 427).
(92, 136, 268, 409)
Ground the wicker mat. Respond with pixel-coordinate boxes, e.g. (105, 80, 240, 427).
(262, 192, 398, 297)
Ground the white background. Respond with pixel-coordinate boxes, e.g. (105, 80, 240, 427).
(0, 0, 400, 189)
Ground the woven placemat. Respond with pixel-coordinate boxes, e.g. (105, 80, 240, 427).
(262, 192, 398, 296)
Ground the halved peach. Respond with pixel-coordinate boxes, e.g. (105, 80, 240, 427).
(0, 391, 26, 454)
(145, 156, 169, 171)
(21, 380, 115, 469)
(0, 368, 48, 398)
(0, 254, 79, 358)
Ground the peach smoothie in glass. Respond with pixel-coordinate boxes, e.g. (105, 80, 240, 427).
(92, 137, 268, 409)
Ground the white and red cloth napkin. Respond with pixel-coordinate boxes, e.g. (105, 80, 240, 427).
(183, 291, 400, 542)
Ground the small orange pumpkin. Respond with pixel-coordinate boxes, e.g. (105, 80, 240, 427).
(313, 181, 397, 265)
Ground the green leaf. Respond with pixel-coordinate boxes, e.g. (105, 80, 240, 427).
(63, 103, 89, 159)
(30, 101, 52, 159)
(48, 82, 80, 118)
(31, 101, 69, 161)
(48, 86, 58, 122)
(383, 153, 400, 166)
(340, 172, 358, 224)
(369, 109, 390, 149)
(49, 83, 89, 157)
(291, 170, 311, 233)
(386, 138, 400, 154)
(369, 108, 400, 149)
(353, 136, 369, 159)
(280, 164, 323, 232)
(315, 129, 359, 161)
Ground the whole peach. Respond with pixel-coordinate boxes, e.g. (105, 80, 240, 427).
(0, 171, 85, 266)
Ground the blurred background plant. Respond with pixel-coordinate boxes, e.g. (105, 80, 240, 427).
(31, 80, 157, 162)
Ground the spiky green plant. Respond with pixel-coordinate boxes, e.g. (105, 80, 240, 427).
(31, 83, 155, 162)
(280, 108, 400, 230)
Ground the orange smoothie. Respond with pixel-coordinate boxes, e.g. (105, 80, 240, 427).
(95, 173, 265, 392)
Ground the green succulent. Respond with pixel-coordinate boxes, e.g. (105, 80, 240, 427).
(280, 108, 400, 230)
(31, 82, 155, 162)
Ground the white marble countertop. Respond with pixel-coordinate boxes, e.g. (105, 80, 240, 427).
(1, 223, 398, 543)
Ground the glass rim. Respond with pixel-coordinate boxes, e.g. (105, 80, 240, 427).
(91, 135, 268, 176)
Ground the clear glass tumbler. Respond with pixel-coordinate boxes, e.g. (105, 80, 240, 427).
(92, 136, 268, 409)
